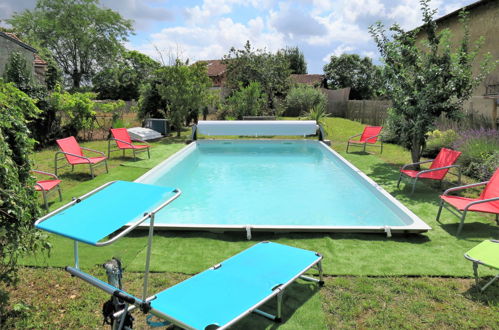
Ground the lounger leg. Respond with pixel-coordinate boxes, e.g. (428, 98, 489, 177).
(380, 141, 383, 154)
(472, 262, 480, 287)
(107, 140, 111, 159)
(346, 141, 350, 153)
(276, 291, 283, 323)
(411, 178, 418, 194)
(42, 190, 48, 211)
(363, 143, 366, 153)
(436, 200, 444, 222)
(397, 173, 403, 188)
(147, 147, 150, 159)
(481, 274, 499, 292)
(89, 164, 94, 179)
(495, 214, 498, 225)
(71, 165, 74, 172)
(318, 260, 324, 286)
(54, 156, 58, 176)
(133, 149, 137, 161)
(57, 185, 63, 201)
(457, 211, 467, 236)
(105, 160, 109, 173)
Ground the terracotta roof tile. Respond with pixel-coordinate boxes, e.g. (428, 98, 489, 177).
(290, 74, 325, 85)
(197, 60, 227, 77)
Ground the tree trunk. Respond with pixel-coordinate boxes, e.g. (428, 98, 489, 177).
(410, 134, 423, 169)
(72, 71, 82, 89)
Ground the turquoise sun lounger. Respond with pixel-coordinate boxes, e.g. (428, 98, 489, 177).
(34, 181, 324, 329)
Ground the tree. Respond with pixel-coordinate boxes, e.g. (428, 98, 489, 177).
(279, 46, 307, 74)
(223, 41, 291, 111)
(138, 61, 211, 137)
(369, 0, 493, 164)
(226, 82, 267, 119)
(8, 0, 133, 88)
(323, 54, 381, 99)
(0, 79, 48, 318)
(93, 50, 160, 100)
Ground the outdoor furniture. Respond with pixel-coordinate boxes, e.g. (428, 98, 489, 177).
(464, 240, 499, 291)
(108, 128, 150, 160)
(34, 181, 323, 329)
(397, 148, 462, 194)
(346, 126, 383, 154)
(33, 170, 62, 210)
(436, 168, 499, 235)
(55, 136, 108, 179)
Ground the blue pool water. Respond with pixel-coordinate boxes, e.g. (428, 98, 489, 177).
(139, 140, 418, 228)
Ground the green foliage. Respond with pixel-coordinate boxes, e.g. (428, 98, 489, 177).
(422, 129, 459, 158)
(0, 80, 47, 318)
(8, 0, 133, 88)
(369, 0, 493, 163)
(47, 88, 96, 138)
(223, 41, 291, 110)
(226, 82, 267, 119)
(323, 53, 382, 100)
(3, 52, 33, 92)
(139, 61, 211, 136)
(278, 46, 307, 74)
(307, 102, 329, 127)
(93, 50, 160, 100)
(285, 85, 326, 116)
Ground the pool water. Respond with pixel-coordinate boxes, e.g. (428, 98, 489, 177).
(139, 140, 421, 228)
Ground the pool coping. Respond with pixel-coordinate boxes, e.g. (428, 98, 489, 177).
(134, 139, 431, 235)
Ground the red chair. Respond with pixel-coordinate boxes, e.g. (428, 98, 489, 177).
(33, 170, 62, 210)
(55, 136, 108, 178)
(397, 148, 462, 194)
(346, 126, 383, 153)
(437, 168, 499, 235)
(108, 128, 150, 160)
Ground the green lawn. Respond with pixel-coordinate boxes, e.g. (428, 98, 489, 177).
(6, 118, 497, 328)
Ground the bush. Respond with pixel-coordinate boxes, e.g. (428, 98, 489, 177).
(284, 85, 326, 116)
(453, 128, 499, 181)
(422, 129, 459, 158)
(226, 82, 267, 119)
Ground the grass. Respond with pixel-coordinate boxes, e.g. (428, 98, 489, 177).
(4, 117, 498, 328)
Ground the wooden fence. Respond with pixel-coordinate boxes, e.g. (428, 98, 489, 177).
(326, 100, 392, 126)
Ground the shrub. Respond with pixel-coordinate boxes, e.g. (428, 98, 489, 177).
(453, 128, 499, 181)
(284, 85, 326, 117)
(422, 129, 459, 158)
(308, 102, 329, 127)
(226, 82, 267, 119)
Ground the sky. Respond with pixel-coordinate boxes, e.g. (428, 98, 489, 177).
(0, 0, 479, 73)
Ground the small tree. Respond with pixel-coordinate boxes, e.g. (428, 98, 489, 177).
(223, 41, 291, 111)
(285, 85, 326, 116)
(0, 80, 48, 319)
(323, 53, 381, 100)
(226, 82, 267, 119)
(369, 0, 493, 164)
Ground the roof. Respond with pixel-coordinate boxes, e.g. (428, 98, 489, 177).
(414, 0, 495, 32)
(0, 32, 38, 53)
(34, 54, 47, 66)
(290, 74, 325, 85)
(197, 60, 226, 77)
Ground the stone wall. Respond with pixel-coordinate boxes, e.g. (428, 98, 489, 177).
(0, 35, 35, 78)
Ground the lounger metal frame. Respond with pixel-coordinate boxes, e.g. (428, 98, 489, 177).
(464, 239, 499, 292)
(66, 246, 324, 330)
(346, 133, 383, 154)
(54, 146, 109, 178)
(397, 159, 461, 194)
(33, 169, 62, 210)
(436, 181, 499, 235)
(107, 137, 150, 160)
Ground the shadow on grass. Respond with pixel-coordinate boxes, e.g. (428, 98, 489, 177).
(59, 171, 95, 181)
(463, 282, 499, 305)
(232, 281, 322, 329)
(438, 222, 499, 240)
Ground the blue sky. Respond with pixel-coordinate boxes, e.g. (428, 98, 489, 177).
(1, 0, 478, 73)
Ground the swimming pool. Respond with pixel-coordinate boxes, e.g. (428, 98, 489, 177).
(136, 140, 431, 235)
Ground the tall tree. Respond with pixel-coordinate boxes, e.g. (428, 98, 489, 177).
(279, 46, 307, 74)
(223, 41, 291, 111)
(8, 0, 133, 88)
(93, 50, 160, 100)
(323, 53, 381, 100)
(369, 0, 492, 164)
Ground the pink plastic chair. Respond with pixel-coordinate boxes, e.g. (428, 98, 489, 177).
(55, 136, 108, 178)
(346, 126, 383, 153)
(108, 128, 150, 160)
(398, 148, 462, 194)
(437, 168, 499, 235)
(33, 170, 62, 210)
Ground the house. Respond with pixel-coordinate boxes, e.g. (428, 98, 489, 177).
(414, 0, 499, 127)
(0, 31, 47, 83)
(289, 74, 327, 88)
(197, 59, 227, 88)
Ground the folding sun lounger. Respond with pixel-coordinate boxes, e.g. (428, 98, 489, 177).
(34, 180, 324, 329)
(464, 239, 499, 292)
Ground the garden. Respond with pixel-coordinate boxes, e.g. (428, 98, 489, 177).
(1, 0, 498, 329)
